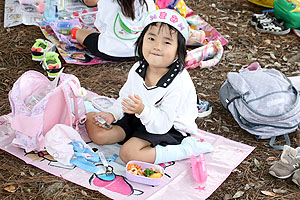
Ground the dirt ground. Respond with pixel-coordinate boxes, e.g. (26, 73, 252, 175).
(1, 0, 300, 199)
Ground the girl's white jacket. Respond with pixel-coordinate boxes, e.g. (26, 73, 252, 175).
(106, 61, 199, 136)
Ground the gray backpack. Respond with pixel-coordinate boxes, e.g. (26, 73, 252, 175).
(219, 66, 300, 150)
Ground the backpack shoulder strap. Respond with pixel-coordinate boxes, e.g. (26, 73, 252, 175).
(269, 134, 291, 150)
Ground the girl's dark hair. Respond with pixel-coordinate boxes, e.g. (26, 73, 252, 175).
(115, 0, 148, 20)
(135, 22, 187, 71)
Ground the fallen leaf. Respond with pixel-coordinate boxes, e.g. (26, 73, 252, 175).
(270, 52, 276, 59)
(261, 191, 276, 197)
(4, 185, 16, 193)
(242, 161, 250, 165)
(247, 54, 253, 60)
(226, 22, 237, 27)
(232, 169, 241, 173)
(29, 170, 35, 176)
(224, 194, 232, 200)
(244, 184, 251, 190)
(264, 39, 271, 45)
(266, 156, 277, 161)
(282, 56, 288, 62)
(273, 188, 288, 194)
(233, 191, 244, 198)
(81, 190, 87, 196)
(254, 158, 261, 169)
(222, 126, 230, 132)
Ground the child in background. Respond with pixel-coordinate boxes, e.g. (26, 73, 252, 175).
(72, 0, 156, 62)
(85, 9, 213, 164)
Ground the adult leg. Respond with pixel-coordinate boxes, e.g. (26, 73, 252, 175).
(119, 137, 156, 164)
(85, 112, 126, 145)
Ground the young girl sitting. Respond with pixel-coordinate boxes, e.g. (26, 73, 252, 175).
(72, 0, 156, 62)
(85, 9, 213, 164)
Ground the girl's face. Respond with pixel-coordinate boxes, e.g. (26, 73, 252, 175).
(142, 23, 178, 69)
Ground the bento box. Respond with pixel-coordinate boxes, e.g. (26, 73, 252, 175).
(126, 161, 164, 186)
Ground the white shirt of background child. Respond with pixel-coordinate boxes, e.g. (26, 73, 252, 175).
(95, 0, 156, 57)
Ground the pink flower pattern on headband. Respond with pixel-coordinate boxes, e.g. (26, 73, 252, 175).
(159, 12, 167, 19)
(170, 15, 178, 23)
(178, 23, 185, 31)
(144, 9, 189, 41)
(150, 14, 157, 21)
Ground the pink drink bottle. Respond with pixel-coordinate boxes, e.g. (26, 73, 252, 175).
(191, 153, 208, 183)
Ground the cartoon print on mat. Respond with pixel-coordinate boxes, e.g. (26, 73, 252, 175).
(89, 161, 176, 196)
(159, 161, 175, 178)
(89, 171, 144, 196)
(0, 116, 66, 167)
(88, 141, 178, 196)
(87, 142, 144, 196)
(24, 150, 76, 169)
(22, 140, 177, 197)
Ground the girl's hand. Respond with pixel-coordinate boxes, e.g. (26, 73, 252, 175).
(93, 112, 114, 128)
(121, 94, 144, 115)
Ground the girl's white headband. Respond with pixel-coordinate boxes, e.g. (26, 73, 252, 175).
(143, 9, 190, 42)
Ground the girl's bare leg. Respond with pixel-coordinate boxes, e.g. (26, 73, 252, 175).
(85, 112, 126, 145)
(75, 29, 98, 45)
(119, 137, 156, 164)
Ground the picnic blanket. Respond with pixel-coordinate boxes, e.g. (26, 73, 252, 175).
(0, 114, 254, 200)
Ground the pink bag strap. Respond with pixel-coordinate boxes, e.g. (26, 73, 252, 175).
(73, 94, 79, 124)
(68, 80, 86, 130)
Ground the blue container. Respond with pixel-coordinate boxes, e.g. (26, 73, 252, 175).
(57, 21, 72, 35)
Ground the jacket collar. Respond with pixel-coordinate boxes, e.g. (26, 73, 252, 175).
(135, 60, 181, 88)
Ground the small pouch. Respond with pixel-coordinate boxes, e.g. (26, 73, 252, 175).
(185, 40, 223, 69)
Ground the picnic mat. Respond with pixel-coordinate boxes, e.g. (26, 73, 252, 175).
(0, 114, 254, 200)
